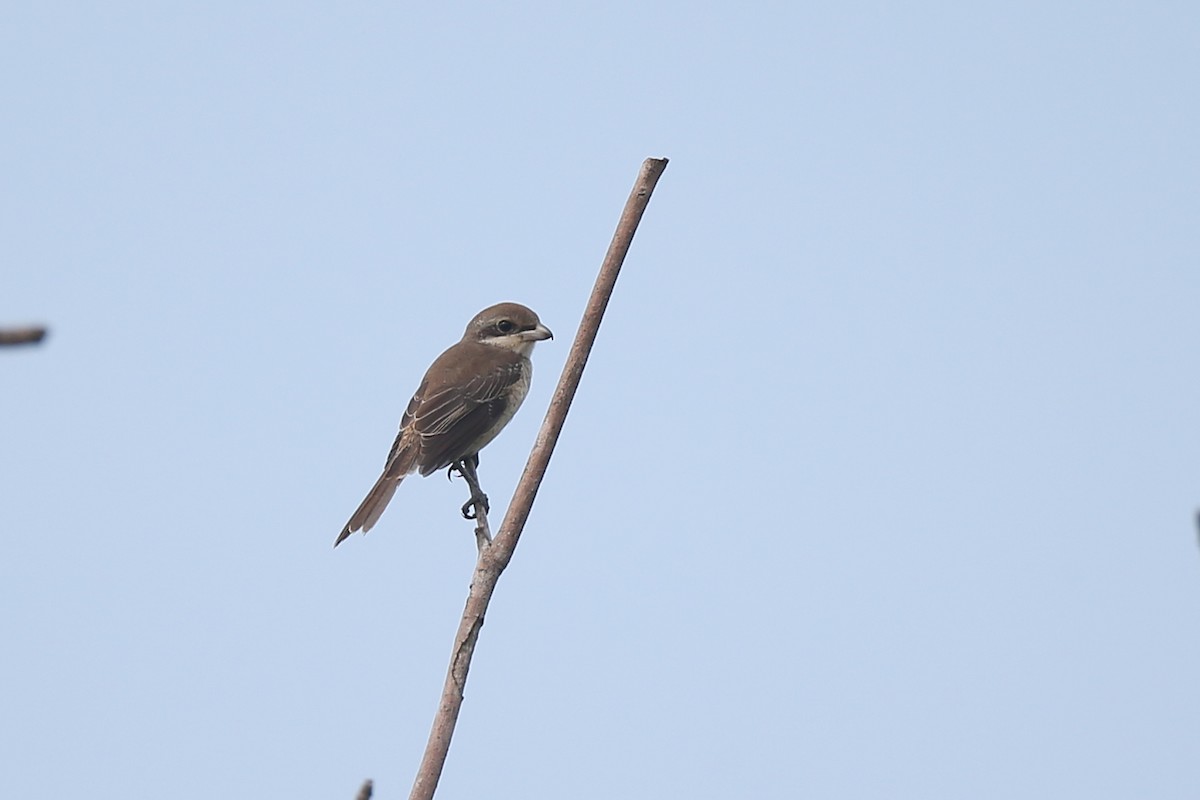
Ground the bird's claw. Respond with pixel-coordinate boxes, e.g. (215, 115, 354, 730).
(461, 493, 489, 520)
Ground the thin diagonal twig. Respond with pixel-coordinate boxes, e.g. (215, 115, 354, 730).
(406, 157, 668, 800)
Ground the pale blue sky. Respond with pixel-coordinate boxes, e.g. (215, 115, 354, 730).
(3, 2, 1198, 798)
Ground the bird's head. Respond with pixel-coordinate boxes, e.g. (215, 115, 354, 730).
(464, 302, 553, 356)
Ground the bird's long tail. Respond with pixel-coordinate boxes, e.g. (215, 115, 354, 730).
(335, 435, 419, 547)
(334, 474, 403, 546)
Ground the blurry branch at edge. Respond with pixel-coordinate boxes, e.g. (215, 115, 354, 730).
(355, 780, 373, 800)
(403, 157, 669, 800)
(0, 325, 48, 346)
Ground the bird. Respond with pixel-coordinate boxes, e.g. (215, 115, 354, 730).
(335, 302, 553, 546)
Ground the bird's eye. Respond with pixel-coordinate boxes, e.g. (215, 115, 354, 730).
(496, 320, 515, 333)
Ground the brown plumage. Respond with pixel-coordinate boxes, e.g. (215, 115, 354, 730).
(335, 303, 552, 546)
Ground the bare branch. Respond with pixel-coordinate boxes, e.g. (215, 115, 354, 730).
(355, 778, 373, 800)
(0, 326, 48, 346)
(407, 158, 669, 800)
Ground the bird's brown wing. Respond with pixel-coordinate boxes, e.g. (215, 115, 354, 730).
(410, 359, 527, 475)
(379, 383, 426, 479)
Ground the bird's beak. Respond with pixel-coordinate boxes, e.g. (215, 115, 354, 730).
(524, 324, 554, 342)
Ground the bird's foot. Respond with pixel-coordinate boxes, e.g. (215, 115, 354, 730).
(447, 455, 480, 482)
(461, 492, 490, 520)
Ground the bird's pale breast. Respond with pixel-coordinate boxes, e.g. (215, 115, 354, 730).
(469, 361, 531, 455)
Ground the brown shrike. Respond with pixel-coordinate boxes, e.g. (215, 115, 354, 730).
(335, 302, 553, 546)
